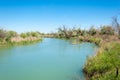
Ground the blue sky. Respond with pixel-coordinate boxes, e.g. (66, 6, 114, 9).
(0, 0, 120, 33)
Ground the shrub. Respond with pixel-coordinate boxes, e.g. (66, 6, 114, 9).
(20, 33, 27, 38)
(100, 26, 114, 35)
(89, 27, 97, 36)
(83, 42, 120, 80)
(31, 32, 39, 37)
(8, 31, 17, 37)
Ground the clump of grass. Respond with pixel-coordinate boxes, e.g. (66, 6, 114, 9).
(89, 38, 101, 46)
(78, 36, 101, 46)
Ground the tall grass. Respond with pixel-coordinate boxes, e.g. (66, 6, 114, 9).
(83, 42, 120, 80)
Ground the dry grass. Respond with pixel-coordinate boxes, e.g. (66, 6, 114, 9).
(10, 36, 41, 42)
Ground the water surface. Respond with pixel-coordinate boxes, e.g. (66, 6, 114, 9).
(0, 38, 97, 80)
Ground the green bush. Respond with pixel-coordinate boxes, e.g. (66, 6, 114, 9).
(31, 32, 39, 37)
(7, 31, 18, 37)
(83, 43, 120, 80)
(20, 33, 27, 38)
(89, 38, 101, 45)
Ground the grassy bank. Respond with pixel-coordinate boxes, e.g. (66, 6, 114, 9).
(0, 29, 42, 46)
(83, 42, 120, 80)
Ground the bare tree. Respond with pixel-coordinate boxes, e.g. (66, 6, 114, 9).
(112, 16, 120, 35)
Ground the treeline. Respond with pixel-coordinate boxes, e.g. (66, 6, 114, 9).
(47, 16, 120, 40)
(56, 25, 115, 39)
(45, 25, 117, 45)
(0, 29, 18, 42)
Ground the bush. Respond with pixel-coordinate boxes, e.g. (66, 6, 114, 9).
(83, 42, 120, 80)
(7, 31, 17, 37)
(100, 26, 114, 35)
(31, 32, 39, 37)
(89, 38, 101, 45)
(89, 27, 97, 36)
(20, 33, 27, 38)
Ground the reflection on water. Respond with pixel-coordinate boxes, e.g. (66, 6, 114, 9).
(0, 38, 97, 80)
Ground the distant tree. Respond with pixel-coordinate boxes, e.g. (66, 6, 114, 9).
(7, 31, 18, 37)
(26, 32, 31, 37)
(81, 30, 88, 36)
(58, 25, 72, 39)
(100, 26, 114, 35)
(0, 29, 6, 39)
(112, 16, 120, 35)
(5, 31, 18, 41)
(20, 33, 27, 38)
(88, 26, 97, 36)
(31, 32, 39, 37)
(76, 28, 82, 35)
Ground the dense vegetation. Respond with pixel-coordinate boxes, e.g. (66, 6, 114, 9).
(47, 25, 116, 46)
(82, 17, 120, 80)
(83, 42, 120, 80)
(0, 29, 42, 46)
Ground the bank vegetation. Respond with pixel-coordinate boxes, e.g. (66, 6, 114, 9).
(0, 29, 42, 46)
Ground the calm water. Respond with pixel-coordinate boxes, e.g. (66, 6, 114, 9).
(0, 38, 97, 80)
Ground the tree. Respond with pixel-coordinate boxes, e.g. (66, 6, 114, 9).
(58, 25, 72, 39)
(112, 16, 120, 35)
(7, 31, 18, 37)
(89, 26, 97, 36)
(100, 26, 114, 35)
(20, 33, 27, 38)
(31, 32, 39, 37)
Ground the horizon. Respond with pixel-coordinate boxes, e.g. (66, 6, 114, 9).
(0, 0, 120, 33)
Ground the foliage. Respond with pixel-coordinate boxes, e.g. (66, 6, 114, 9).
(0, 28, 42, 46)
(89, 38, 101, 46)
(83, 42, 120, 80)
(20, 33, 27, 38)
(100, 26, 114, 35)
(31, 32, 40, 37)
(88, 26, 97, 36)
(58, 26, 72, 39)
(5, 31, 18, 41)
(20, 31, 40, 38)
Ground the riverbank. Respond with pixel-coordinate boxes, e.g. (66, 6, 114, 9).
(83, 41, 120, 80)
(0, 37, 42, 46)
(64, 35, 120, 80)
(0, 29, 42, 46)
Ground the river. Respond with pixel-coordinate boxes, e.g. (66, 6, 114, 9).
(0, 38, 97, 80)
